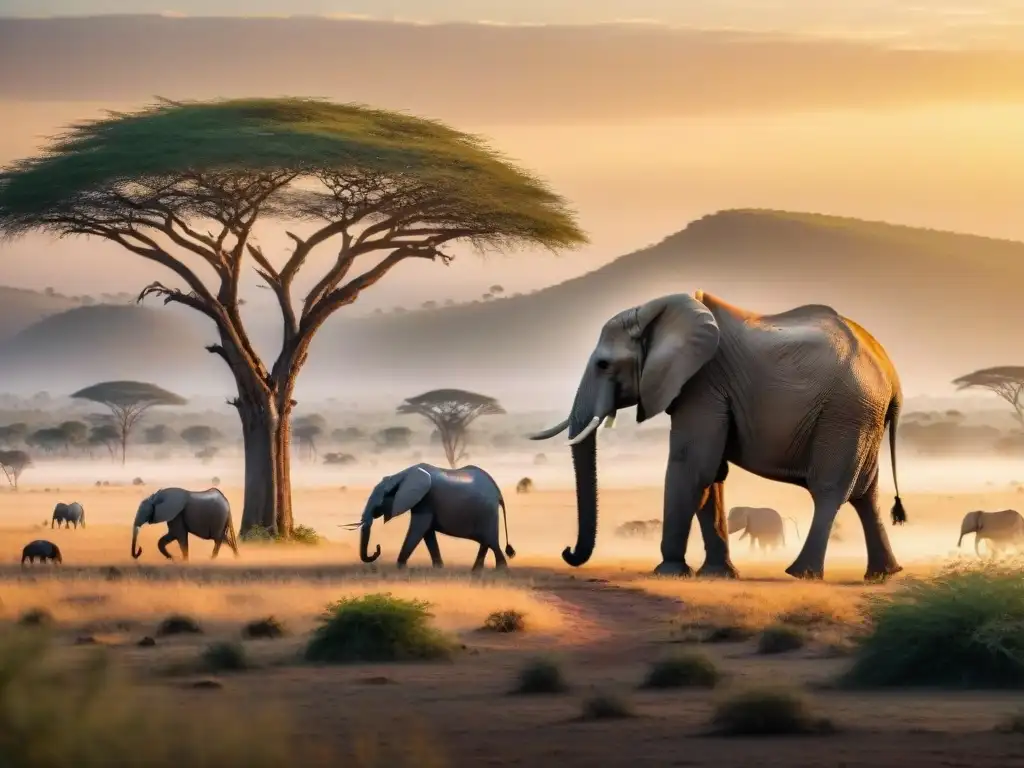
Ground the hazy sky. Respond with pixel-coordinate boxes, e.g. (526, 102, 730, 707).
(5, 0, 1024, 41)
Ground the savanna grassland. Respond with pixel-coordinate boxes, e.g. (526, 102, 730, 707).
(2, 468, 1024, 767)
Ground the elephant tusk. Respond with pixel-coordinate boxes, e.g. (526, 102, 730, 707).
(567, 416, 602, 446)
(603, 413, 616, 430)
(527, 417, 570, 441)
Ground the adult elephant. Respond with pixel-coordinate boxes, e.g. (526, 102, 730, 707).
(52, 502, 85, 529)
(727, 506, 799, 552)
(130, 487, 238, 561)
(958, 509, 1024, 555)
(529, 291, 907, 582)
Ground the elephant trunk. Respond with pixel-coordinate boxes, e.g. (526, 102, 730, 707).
(958, 513, 979, 548)
(359, 507, 381, 563)
(131, 526, 142, 559)
(563, 372, 615, 568)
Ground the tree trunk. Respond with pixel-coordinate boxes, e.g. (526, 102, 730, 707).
(236, 389, 294, 538)
(120, 432, 127, 465)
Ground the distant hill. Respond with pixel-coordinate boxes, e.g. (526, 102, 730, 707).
(0, 287, 79, 343)
(321, 210, 1024, 397)
(0, 304, 228, 395)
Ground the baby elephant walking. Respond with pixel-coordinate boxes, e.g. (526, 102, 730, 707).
(52, 501, 85, 529)
(22, 540, 62, 565)
(351, 463, 514, 571)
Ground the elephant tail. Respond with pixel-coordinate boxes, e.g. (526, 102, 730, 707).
(886, 394, 907, 526)
(499, 497, 516, 559)
(786, 516, 801, 543)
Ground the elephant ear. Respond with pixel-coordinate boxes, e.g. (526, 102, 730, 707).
(151, 488, 189, 525)
(386, 468, 432, 521)
(635, 292, 720, 421)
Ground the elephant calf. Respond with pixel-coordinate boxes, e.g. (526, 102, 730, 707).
(727, 506, 801, 552)
(352, 463, 515, 571)
(22, 540, 62, 565)
(52, 501, 85, 529)
(131, 487, 238, 561)
(958, 509, 1024, 555)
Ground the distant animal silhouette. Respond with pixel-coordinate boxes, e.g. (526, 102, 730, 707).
(516, 477, 534, 494)
(614, 519, 662, 539)
(958, 509, 1024, 556)
(727, 506, 800, 552)
(22, 540, 62, 565)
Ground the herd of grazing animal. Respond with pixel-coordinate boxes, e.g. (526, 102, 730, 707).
(10, 294, 1024, 575)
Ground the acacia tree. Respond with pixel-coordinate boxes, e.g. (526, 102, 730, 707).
(953, 367, 1024, 428)
(180, 425, 222, 458)
(71, 381, 187, 464)
(0, 450, 31, 490)
(88, 423, 121, 461)
(0, 98, 584, 537)
(398, 389, 506, 468)
(293, 414, 327, 461)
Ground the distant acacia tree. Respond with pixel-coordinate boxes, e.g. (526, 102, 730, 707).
(180, 425, 222, 458)
(0, 449, 31, 490)
(57, 421, 89, 452)
(0, 423, 28, 447)
(26, 428, 65, 455)
(293, 414, 327, 461)
(71, 381, 187, 464)
(331, 426, 365, 445)
(374, 426, 413, 450)
(88, 424, 121, 461)
(0, 97, 584, 536)
(489, 284, 504, 295)
(953, 367, 1024, 428)
(397, 389, 505, 468)
(142, 424, 174, 445)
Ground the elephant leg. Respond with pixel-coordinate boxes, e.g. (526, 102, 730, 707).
(156, 531, 178, 560)
(849, 477, 902, 581)
(785, 492, 844, 580)
(655, 405, 729, 578)
(396, 513, 432, 568)
(423, 530, 444, 568)
(491, 539, 509, 570)
(471, 543, 488, 572)
(211, 537, 222, 559)
(695, 478, 737, 578)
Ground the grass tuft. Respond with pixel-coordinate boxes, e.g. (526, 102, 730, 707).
(512, 656, 569, 695)
(303, 593, 455, 664)
(757, 624, 807, 655)
(842, 560, 1024, 688)
(482, 609, 526, 633)
(18, 608, 52, 626)
(580, 690, 635, 720)
(641, 652, 722, 689)
(709, 687, 835, 736)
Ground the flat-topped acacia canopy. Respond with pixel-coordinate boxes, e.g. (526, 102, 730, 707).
(0, 97, 587, 536)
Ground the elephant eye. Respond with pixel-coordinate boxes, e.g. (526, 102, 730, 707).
(595, 359, 610, 371)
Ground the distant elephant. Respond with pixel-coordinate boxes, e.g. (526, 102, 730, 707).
(130, 487, 238, 561)
(727, 506, 800, 552)
(958, 509, 1024, 556)
(529, 291, 907, 582)
(516, 477, 534, 494)
(51, 502, 85, 529)
(352, 463, 515, 570)
(22, 539, 62, 565)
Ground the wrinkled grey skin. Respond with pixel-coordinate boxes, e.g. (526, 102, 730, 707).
(51, 502, 85, 529)
(958, 509, 1024, 556)
(530, 291, 907, 582)
(131, 487, 238, 562)
(727, 506, 800, 552)
(22, 539, 62, 565)
(354, 463, 514, 571)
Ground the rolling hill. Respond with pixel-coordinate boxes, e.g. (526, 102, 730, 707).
(0, 304, 228, 395)
(0, 286, 79, 344)
(320, 209, 1024, 400)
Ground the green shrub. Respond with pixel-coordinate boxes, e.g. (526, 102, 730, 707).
(482, 610, 526, 633)
(201, 642, 248, 672)
(239, 524, 276, 543)
(709, 687, 835, 736)
(580, 691, 634, 720)
(641, 652, 721, 689)
(243, 616, 288, 639)
(291, 524, 322, 545)
(155, 614, 202, 637)
(304, 593, 455, 664)
(843, 561, 1024, 688)
(240, 524, 321, 545)
(757, 624, 806, 655)
(0, 629, 313, 767)
(512, 656, 569, 694)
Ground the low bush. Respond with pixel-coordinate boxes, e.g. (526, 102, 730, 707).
(18, 608, 52, 627)
(155, 614, 202, 637)
(482, 609, 526, 633)
(995, 711, 1024, 734)
(304, 593, 455, 664)
(709, 687, 835, 736)
(240, 524, 322, 545)
(757, 624, 806, 655)
(512, 656, 569, 694)
(243, 616, 288, 639)
(843, 561, 1024, 688)
(641, 652, 721, 689)
(201, 642, 249, 672)
(291, 524, 322, 545)
(580, 691, 635, 720)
